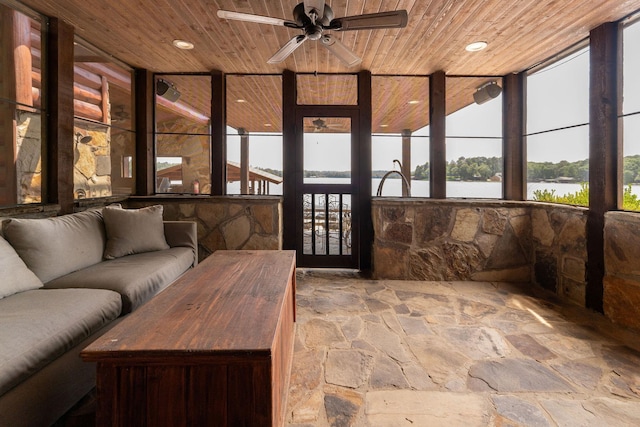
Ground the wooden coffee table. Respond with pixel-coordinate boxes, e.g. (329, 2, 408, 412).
(81, 250, 296, 427)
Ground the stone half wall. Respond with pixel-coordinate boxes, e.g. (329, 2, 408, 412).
(373, 199, 588, 306)
(603, 211, 640, 331)
(126, 196, 282, 262)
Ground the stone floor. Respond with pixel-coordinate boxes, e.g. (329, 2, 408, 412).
(285, 269, 640, 426)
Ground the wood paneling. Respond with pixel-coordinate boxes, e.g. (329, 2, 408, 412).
(15, 0, 640, 134)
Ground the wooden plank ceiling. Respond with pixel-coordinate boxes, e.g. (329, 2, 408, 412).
(15, 0, 640, 134)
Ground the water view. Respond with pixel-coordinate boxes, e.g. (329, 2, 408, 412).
(229, 177, 640, 200)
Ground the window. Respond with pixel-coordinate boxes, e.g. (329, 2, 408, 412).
(372, 76, 429, 197)
(155, 74, 211, 194)
(446, 77, 503, 199)
(622, 18, 640, 211)
(226, 75, 282, 195)
(0, 5, 44, 205)
(73, 39, 134, 199)
(526, 46, 590, 205)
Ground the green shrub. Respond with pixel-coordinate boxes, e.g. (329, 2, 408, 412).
(532, 183, 640, 211)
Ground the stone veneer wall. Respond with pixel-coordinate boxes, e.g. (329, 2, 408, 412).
(603, 211, 640, 331)
(372, 199, 588, 306)
(126, 196, 282, 262)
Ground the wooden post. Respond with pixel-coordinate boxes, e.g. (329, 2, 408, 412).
(100, 75, 109, 123)
(358, 70, 373, 271)
(503, 72, 526, 200)
(134, 69, 154, 195)
(0, 6, 18, 205)
(587, 22, 622, 313)
(13, 9, 32, 107)
(211, 70, 226, 195)
(282, 70, 296, 251)
(430, 70, 446, 199)
(239, 128, 249, 194)
(401, 129, 411, 196)
(46, 18, 75, 213)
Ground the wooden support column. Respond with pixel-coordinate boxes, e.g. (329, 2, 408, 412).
(358, 70, 373, 271)
(401, 129, 411, 196)
(0, 6, 19, 205)
(503, 72, 526, 200)
(239, 128, 250, 194)
(282, 70, 296, 250)
(134, 69, 154, 195)
(430, 70, 446, 199)
(211, 70, 226, 195)
(587, 22, 622, 313)
(46, 18, 75, 213)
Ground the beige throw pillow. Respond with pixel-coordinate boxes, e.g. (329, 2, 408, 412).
(0, 235, 43, 299)
(103, 205, 170, 259)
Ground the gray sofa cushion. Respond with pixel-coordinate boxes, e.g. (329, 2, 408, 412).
(0, 236, 43, 299)
(103, 205, 169, 259)
(2, 210, 107, 283)
(45, 247, 194, 314)
(0, 288, 121, 396)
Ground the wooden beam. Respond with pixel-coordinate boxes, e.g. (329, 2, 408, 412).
(430, 70, 446, 199)
(239, 129, 249, 194)
(282, 70, 296, 252)
(358, 70, 373, 272)
(134, 68, 154, 195)
(503, 72, 526, 200)
(211, 70, 225, 195)
(0, 6, 18, 205)
(587, 22, 622, 313)
(401, 129, 411, 197)
(46, 18, 75, 213)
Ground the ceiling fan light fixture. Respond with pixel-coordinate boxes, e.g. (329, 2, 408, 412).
(465, 41, 488, 52)
(172, 39, 194, 50)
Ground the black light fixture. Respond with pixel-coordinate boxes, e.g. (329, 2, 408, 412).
(75, 132, 92, 144)
(156, 78, 181, 102)
(473, 81, 502, 105)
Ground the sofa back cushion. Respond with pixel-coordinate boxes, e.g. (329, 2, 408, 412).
(0, 235, 43, 299)
(2, 209, 107, 283)
(103, 205, 169, 259)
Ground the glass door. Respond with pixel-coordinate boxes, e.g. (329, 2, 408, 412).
(296, 112, 359, 268)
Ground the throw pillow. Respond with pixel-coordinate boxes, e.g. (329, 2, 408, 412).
(103, 205, 170, 259)
(0, 235, 43, 299)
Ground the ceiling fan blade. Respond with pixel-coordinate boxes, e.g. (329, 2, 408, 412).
(304, 0, 325, 20)
(329, 10, 408, 31)
(217, 10, 296, 27)
(268, 35, 308, 64)
(320, 35, 361, 67)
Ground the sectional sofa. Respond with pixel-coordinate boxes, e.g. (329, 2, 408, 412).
(0, 205, 197, 427)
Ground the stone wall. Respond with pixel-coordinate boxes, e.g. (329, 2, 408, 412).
(603, 211, 640, 331)
(530, 204, 588, 305)
(16, 110, 42, 204)
(373, 199, 589, 306)
(126, 196, 282, 261)
(74, 128, 112, 199)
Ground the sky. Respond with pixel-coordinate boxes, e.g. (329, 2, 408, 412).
(224, 20, 640, 173)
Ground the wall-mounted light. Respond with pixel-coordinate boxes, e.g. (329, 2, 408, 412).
(156, 78, 181, 102)
(473, 81, 502, 105)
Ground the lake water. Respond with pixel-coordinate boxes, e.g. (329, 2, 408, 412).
(228, 178, 640, 200)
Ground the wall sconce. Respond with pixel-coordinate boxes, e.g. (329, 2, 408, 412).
(473, 81, 502, 105)
(156, 78, 181, 102)
(76, 132, 93, 144)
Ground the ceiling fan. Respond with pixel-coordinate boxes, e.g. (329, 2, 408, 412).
(307, 118, 343, 132)
(217, 1, 408, 67)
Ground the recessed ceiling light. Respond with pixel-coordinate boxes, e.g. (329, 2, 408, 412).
(380, 124, 388, 128)
(408, 100, 420, 105)
(465, 41, 488, 52)
(236, 99, 247, 103)
(264, 123, 272, 127)
(173, 39, 194, 50)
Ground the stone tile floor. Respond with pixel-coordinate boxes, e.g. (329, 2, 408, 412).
(285, 269, 640, 426)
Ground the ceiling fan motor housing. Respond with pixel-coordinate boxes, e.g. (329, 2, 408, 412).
(293, 2, 333, 36)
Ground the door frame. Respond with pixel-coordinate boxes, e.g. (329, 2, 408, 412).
(282, 70, 372, 271)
